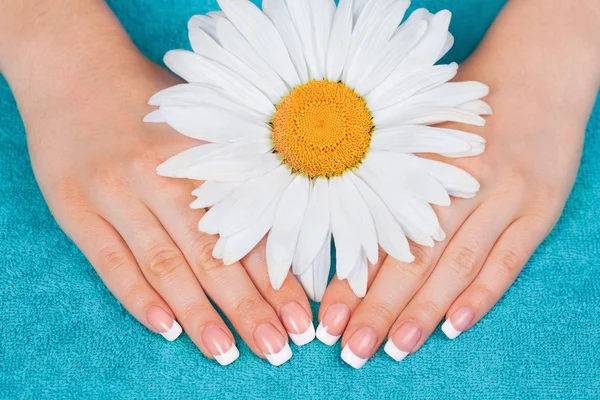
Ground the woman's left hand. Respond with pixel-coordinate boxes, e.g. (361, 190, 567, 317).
(314, 4, 599, 367)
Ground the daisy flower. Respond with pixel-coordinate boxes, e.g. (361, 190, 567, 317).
(145, 0, 491, 301)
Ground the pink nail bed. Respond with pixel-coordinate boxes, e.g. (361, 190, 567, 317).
(384, 322, 422, 361)
(316, 303, 351, 346)
(254, 323, 292, 366)
(280, 302, 315, 346)
(202, 325, 239, 366)
(146, 306, 182, 342)
(341, 326, 378, 369)
(442, 306, 475, 339)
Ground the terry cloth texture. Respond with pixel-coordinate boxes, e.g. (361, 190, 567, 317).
(0, 0, 599, 399)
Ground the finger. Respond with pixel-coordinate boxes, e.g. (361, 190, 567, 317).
(441, 215, 550, 339)
(64, 211, 181, 341)
(99, 198, 239, 366)
(338, 199, 475, 368)
(241, 239, 315, 346)
(315, 248, 386, 346)
(383, 203, 513, 362)
(145, 181, 293, 366)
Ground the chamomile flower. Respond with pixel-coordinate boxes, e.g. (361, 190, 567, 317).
(145, 0, 491, 301)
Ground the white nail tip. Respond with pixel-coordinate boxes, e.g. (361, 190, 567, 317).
(161, 320, 183, 342)
(316, 323, 341, 346)
(265, 342, 293, 366)
(341, 345, 367, 369)
(384, 340, 409, 362)
(214, 344, 240, 366)
(441, 319, 462, 340)
(288, 324, 316, 346)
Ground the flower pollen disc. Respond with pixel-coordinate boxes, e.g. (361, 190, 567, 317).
(272, 80, 373, 178)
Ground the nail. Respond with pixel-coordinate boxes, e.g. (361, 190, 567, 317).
(254, 323, 292, 366)
(341, 327, 378, 369)
(316, 303, 351, 346)
(147, 306, 182, 342)
(280, 302, 315, 346)
(384, 322, 422, 361)
(442, 306, 475, 340)
(202, 325, 239, 366)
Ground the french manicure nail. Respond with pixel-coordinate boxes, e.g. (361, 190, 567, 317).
(147, 306, 182, 342)
(202, 325, 239, 366)
(280, 302, 315, 346)
(384, 322, 422, 361)
(316, 303, 351, 346)
(254, 323, 292, 366)
(341, 327, 378, 369)
(442, 306, 475, 340)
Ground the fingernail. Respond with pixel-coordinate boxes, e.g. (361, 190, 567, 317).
(280, 302, 315, 346)
(202, 325, 239, 366)
(341, 327, 378, 369)
(316, 303, 351, 346)
(384, 322, 422, 361)
(254, 323, 292, 366)
(442, 306, 475, 339)
(147, 306, 182, 342)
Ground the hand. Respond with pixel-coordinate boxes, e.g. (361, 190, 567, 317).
(315, 0, 600, 367)
(4, 1, 313, 366)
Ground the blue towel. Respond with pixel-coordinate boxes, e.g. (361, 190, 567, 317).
(1, 0, 598, 398)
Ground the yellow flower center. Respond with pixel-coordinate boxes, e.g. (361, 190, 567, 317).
(272, 80, 374, 178)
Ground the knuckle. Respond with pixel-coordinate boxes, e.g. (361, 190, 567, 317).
(365, 301, 398, 326)
(419, 300, 445, 321)
(495, 249, 523, 277)
(191, 235, 224, 274)
(232, 294, 263, 317)
(181, 301, 211, 323)
(400, 246, 433, 281)
(97, 244, 128, 274)
(145, 246, 186, 280)
(445, 246, 480, 278)
(122, 282, 150, 310)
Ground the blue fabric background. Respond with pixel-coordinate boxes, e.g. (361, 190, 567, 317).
(1, 0, 599, 398)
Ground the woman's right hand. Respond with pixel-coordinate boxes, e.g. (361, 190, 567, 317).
(1, 0, 313, 366)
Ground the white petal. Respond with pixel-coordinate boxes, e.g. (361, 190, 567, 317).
(355, 19, 427, 95)
(219, 165, 293, 236)
(438, 32, 454, 62)
(150, 84, 269, 120)
(217, 0, 300, 87)
(310, 0, 336, 78)
(143, 109, 166, 123)
(188, 15, 218, 42)
(367, 63, 458, 111)
(441, 130, 487, 158)
(212, 236, 228, 259)
(198, 186, 245, 234)
(347, 251, 368, 298)
(221, 196, 280, 265)
(163, 50, 274, 115)
(297, 231, 331, 302)
(415, 157, 481, 197)
(401, 81, 490, 109)
(459, 99, 493, 116)
(329, 176, 361, 279)
(340, 173, 378, 265)
(326, 0, 354, 81)
(157, 143, 224, 177)
(371, 125, 472, 156)
(191, 181, 241, 209)
(396, 10, 452, 73)
(286, 0, 322, 79)
(373, 105, 486, 128)
(188, 26, 283, 103)
(352, 0, 369, 21)
(262, 0, 309, 82)
(344, 0, 410, 89)
(181, 153, 282, 182)
(266, 175, 310, 290)
(292, 177, 331, 275)
(160, 105, 271, 143)
(351, 175, 414, 263)
(216, 18, 288, 99)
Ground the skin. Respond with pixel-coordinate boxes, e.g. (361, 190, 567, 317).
(319, 0, 600, 363)
(0, 0, 312, 362)
(0, 0, 599, 365)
